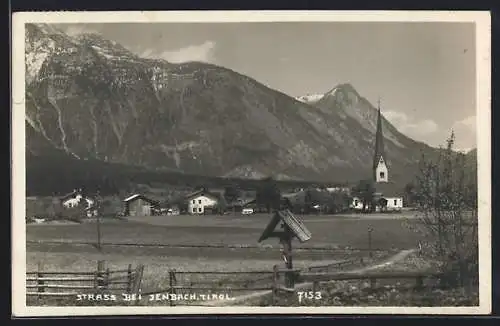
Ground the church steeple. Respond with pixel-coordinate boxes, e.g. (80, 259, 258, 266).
(373, 98, 388, 183)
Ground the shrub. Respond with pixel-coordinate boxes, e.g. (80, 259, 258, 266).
(413, 131, 478, 289)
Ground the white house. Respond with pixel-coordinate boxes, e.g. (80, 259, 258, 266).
(186, 190, 219, 215)
(350, 197, 365, 211)
(60, 189, 94, 209)
(376, 196, 403, 212)
(382, 197, 404, 211)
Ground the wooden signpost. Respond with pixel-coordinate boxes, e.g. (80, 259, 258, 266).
(258, 209, 312, 288)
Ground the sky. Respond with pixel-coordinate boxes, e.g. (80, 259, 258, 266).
(57, 22, 477, 151)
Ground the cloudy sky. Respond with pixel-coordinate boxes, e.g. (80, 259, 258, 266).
(57, 22, 477, 151)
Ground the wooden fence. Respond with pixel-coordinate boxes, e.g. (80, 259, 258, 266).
(26, 258, 442, 306)
(141, 260, 441, 306)
(26, 261, 144, 303)
(141, 258, 364, 302)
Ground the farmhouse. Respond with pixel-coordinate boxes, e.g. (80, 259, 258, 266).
(186, 189, 220, 215)
(60, 189, 94, 209)
(123, 194, 159, 216)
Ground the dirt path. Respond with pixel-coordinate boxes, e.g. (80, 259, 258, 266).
(198, 249, 416, 306)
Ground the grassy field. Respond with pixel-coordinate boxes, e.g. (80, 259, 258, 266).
(26, 212, 432, 306)
(27, 212, 426, 250)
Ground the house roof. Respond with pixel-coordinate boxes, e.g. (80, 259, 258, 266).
(124, 194, 141, 202)
(123, 194, 159, 205)
(373, 182, 404, 197)
(226, 197, 257, 207)
(60, 189, 90, 202)
(60, 190, 78, 201)
(185, 190, 219, 201)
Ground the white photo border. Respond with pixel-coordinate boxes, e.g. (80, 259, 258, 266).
(11, 10, 492, 317)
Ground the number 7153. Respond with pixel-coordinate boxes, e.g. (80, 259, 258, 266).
(297, 291, 322, 303)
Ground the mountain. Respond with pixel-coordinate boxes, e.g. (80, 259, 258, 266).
(25, 23, 440, 194)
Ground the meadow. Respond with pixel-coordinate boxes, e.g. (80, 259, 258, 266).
(27, 212, 425, 250)
(26, 211, 431, 305)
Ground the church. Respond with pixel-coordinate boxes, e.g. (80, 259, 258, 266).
(351, 101, 404, 212)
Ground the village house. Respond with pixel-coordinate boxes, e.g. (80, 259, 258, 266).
(226, 198, 257, 214)
(350, 197, 365, 211)
(123, 194, 159, 217)
(60, 189, 94, 209)
(185, 189, 220, 215)
(153, 201, 181, 216)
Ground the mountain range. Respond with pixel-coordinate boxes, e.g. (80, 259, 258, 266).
(25, 23, 456, 194)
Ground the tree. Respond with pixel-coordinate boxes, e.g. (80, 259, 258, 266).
(194, 185, 207, 192)
(224, 185, 241, 203)
(338, 192, 352, 213)
(414, 131, 478, 288)
(377, 197, 388, 212)
(352, 179, 376, 213)
(213, 195, 228, 215)
(404, 181, 418, 207)
(304, 188, 314, 214)
(256, 177, 281, 213)
(62, 199, 87, 222)
(177, 200, 189, 214)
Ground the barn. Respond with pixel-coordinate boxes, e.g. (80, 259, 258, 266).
(123, 194, 159, 217)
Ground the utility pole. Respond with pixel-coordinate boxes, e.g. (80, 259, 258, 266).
(368, 226, 374, 258)
(95, 191, 102, 252)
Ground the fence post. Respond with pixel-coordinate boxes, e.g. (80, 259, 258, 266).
(169, 269, 177, 306)
(96, 260, 105, 290)
(272, 265, 278, 306)
(368, 227, 374, 258)
(127, 264, 132, 293)
(132, 265, 145, 296)
(105, 267, 110, 290)
(37, 262, 44, 303)
(312, 281, 319, 294)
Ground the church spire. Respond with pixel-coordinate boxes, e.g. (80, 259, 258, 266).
(373, 98, 388, 182)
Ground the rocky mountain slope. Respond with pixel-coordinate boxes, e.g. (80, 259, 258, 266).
(25, 23, 440, 190)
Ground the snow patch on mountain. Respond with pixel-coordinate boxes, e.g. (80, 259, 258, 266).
(295, 93, 324, 104)
(25, 38, 56, 85)
(324, 87, 339, 97)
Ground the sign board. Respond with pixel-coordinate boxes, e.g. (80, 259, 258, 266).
(258, 209, 312, 243)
